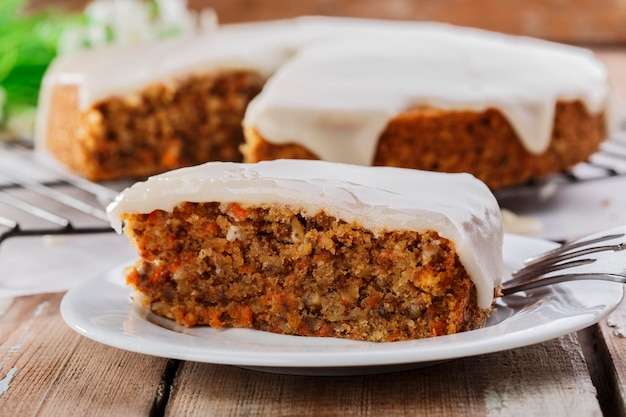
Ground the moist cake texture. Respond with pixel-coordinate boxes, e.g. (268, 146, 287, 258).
(44, 70, 264, 180)
(38, 17, 609, 187)
(107, 160, 503, 342)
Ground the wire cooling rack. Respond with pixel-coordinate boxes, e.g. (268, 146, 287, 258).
(494, 135, 626, 202)
(1, 136, 626, 248)
(0, 141, 125, 246)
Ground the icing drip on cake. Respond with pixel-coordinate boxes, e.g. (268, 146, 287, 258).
(244, 23, 609, 161)
(107, 159, 504, 309)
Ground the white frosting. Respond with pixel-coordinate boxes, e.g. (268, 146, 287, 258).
(36, 16, 608, 158)
(244, 24, 609, 162)
(107, 159, 504, 309)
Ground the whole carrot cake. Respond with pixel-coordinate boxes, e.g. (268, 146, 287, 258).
(107, 159, 503, 342)
(37, 17, 609, 187)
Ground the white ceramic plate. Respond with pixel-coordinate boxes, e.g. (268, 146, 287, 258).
(60, 234, 624, 375)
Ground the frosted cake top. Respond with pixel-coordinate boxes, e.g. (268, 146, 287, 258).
(107, 159, 504, 309)
(243, 21, 608, 162)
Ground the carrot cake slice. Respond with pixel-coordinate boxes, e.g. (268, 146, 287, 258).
(107, 159, 503, 342)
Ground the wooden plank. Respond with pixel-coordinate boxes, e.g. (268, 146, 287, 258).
(0, 296, 39, 344)
(590, 297, 626, 416)
(0, 292, 167, 417)
(166, 333, 601, 417)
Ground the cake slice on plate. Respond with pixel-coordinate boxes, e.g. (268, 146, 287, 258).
(107, 160, 503, 342)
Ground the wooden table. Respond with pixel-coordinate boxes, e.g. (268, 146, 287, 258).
(2, 38, 626, 417)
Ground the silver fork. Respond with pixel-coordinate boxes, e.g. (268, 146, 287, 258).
(501, 228, 626, 296)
